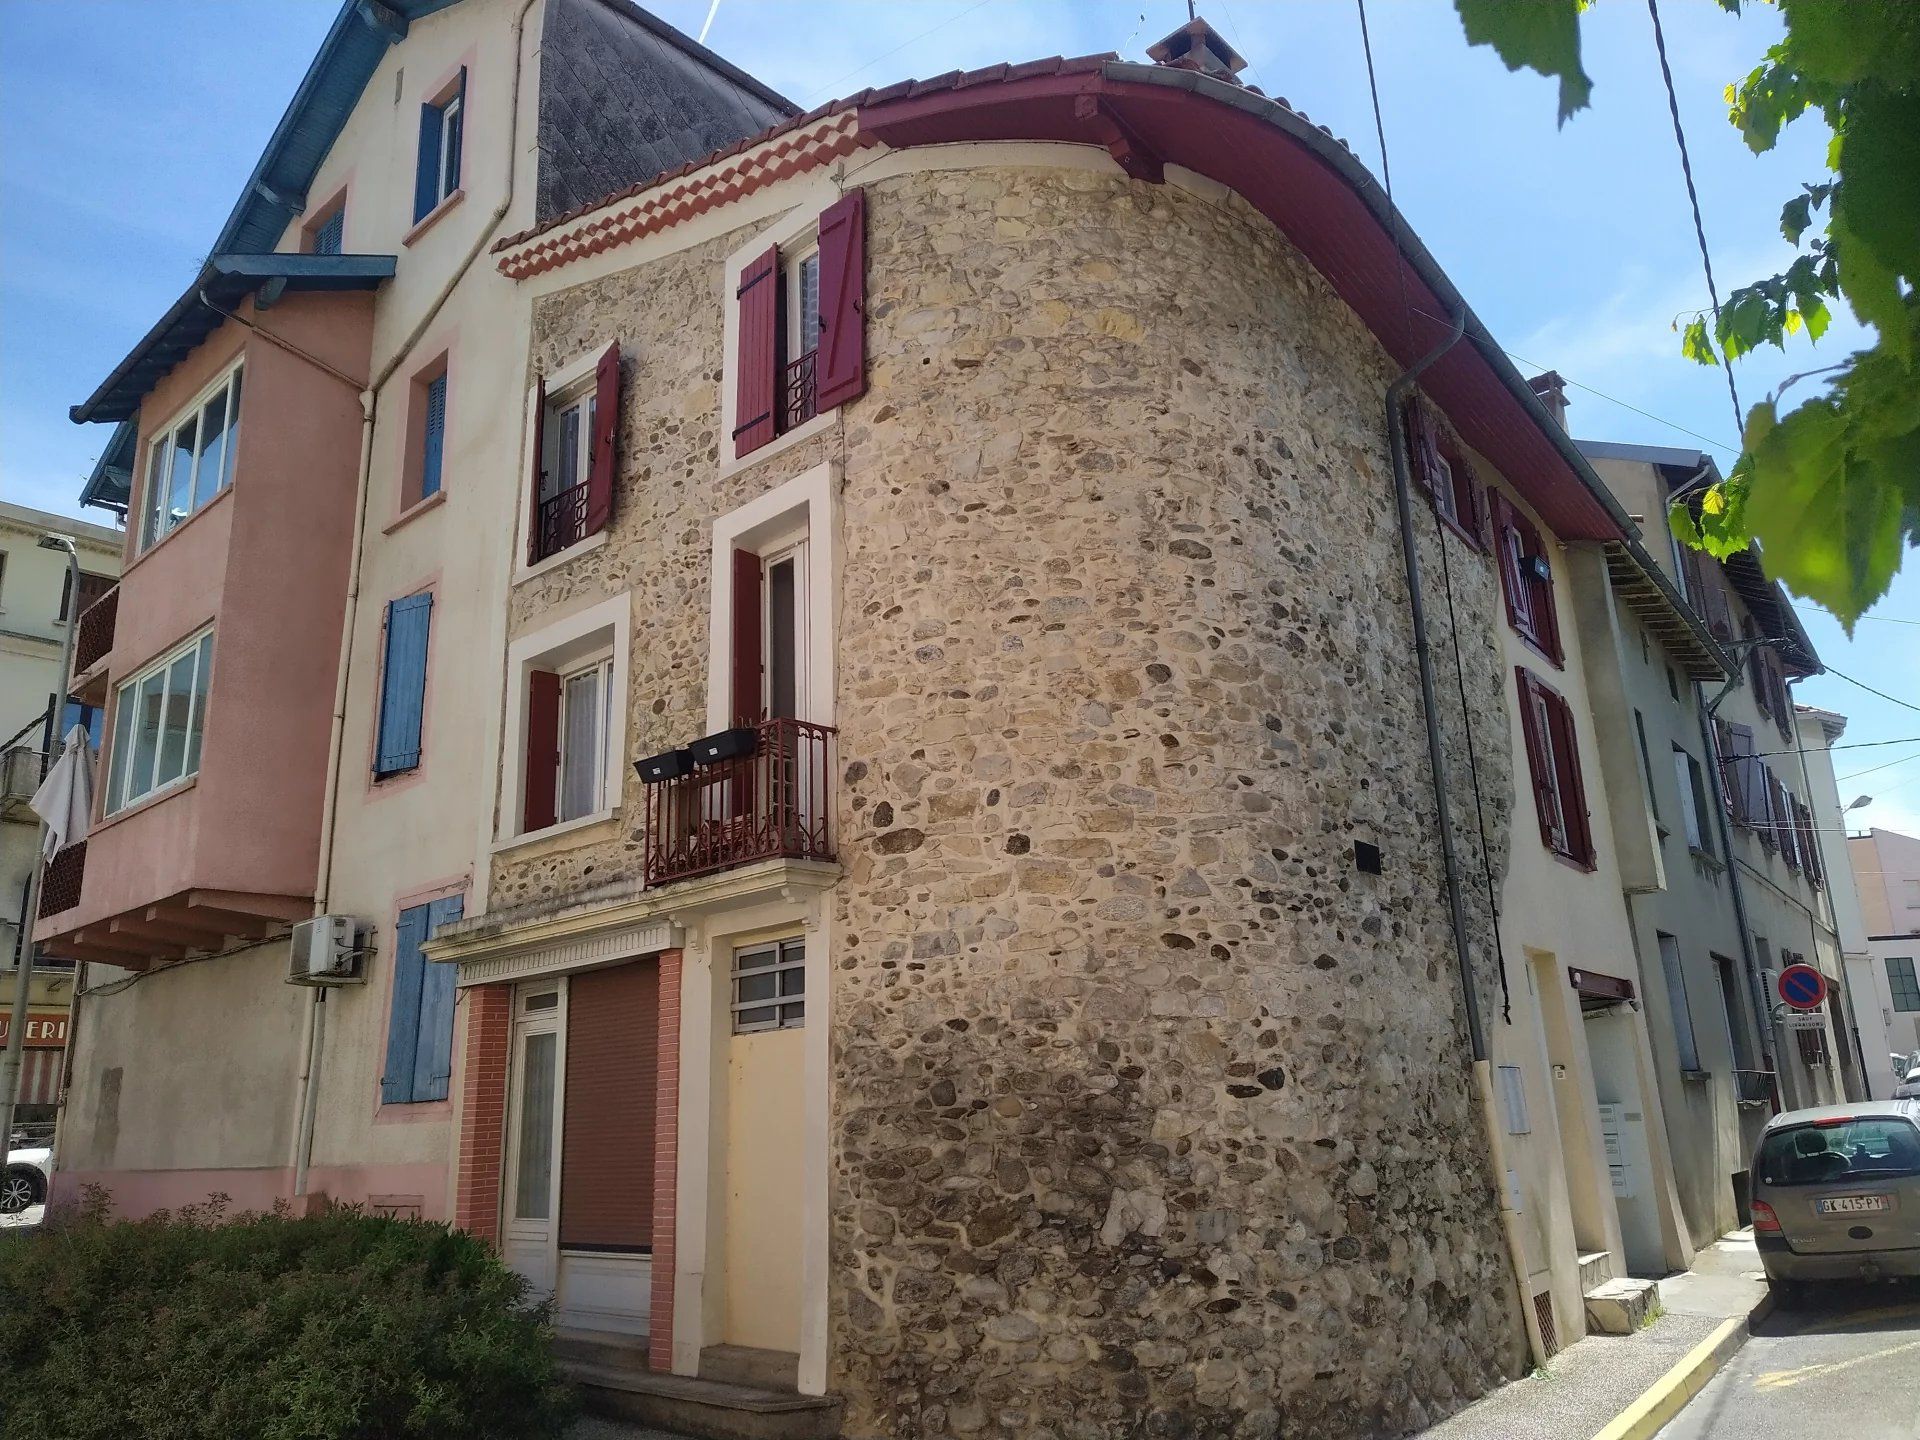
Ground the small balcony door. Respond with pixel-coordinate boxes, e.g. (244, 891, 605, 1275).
(502, 984, 565, 1298)
(760, 541, 814, 838)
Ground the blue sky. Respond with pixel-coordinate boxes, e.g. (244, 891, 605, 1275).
(2, 0, 1914, 833)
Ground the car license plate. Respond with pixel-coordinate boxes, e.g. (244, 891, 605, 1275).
(1816, 1194, 1889, 1215)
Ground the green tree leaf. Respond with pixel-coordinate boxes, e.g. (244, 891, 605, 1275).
(1681, 317, 1719, 366)
(1456, 0, 1592, 125)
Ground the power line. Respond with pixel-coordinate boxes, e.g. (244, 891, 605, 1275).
(1752, 735, 1920, 760)
(799, 0, 995, 104)
(1820, 662, 1920, 716)
(1838, 749, 1920, 784)
(1646, 0, 1745, 438)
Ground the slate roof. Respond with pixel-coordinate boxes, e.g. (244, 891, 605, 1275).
(537, 0, 795, 224)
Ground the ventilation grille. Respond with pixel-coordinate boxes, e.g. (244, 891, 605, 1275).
(1532, 1289, 1560, 1357)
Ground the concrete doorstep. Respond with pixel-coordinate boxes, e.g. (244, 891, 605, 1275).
(1415, 1231, 1770, 1440)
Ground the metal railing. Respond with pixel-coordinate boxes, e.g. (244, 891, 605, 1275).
(73, 584, 118, 674)
(533, 479, 591, 563)
(38, 841, 86, 919)
(1733, 1069, 1779, 1109)
(643, 717, 834, 887)
(782, 349, 817, 432)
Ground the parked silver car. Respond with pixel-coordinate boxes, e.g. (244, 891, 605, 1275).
(1751, 1099, 1920, 1303)
(1, 1146, 50, 1215)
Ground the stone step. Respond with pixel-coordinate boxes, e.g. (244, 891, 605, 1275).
(1577, 1249, 1617, 1292)
(561, 1358, 843, 1440)
(1583, 1276, 1658, 1335)
(700, 1344, 801, 1392)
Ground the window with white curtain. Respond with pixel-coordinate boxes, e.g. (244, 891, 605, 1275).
(105, 630, 214, 814)
(141, 365, 242, 551)
(557, 658, 612, 823)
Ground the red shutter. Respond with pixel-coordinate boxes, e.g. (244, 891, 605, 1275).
(1469, 477, 1494, 550)
(584, 341, 620, 536)
(1515, 669, 1563, 851)
(527, 373, 547, 565)
(1405, 397, 1442, 498)
(815, 189, 866, 412)
(1755, 764, 1779, 851)
(1713, 717, 1742, 821)
(1493, 494, 1527, 632)
(733, 246, 779, 458)
(523, 670, 561, 832)
(730, 549, 763, 726)
(1547, 689, 1595, 867)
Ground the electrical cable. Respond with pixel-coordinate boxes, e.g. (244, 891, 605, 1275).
(1646, 0, 1745, 439)
(1818, 662, 1920, 715)
(1838, 749, 1920, 784)
(799, 0, 995, 104)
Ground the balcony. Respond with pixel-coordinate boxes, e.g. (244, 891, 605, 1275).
(532, 479, 591, 564)
(642, 717, 835, 887)
(70, 584, 118, 704)
(1, 747, 49, 823)
(1733, 1069, 1780, 1110)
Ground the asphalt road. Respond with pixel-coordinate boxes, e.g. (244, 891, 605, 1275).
(1658, 1279, 1920, 1440)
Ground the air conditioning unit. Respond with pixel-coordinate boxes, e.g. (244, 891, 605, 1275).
(288, 914, 370, 986)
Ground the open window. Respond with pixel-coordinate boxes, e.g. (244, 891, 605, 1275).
(527, 343, 620, 567)
(1405, 397, 1488, 548)
(1492, 493, 1562, 665)
(1516, 666, 1594, 868)
(731, 190, 865, 461)
(413, 69, 465, 223)
(506, 596, 628, 839)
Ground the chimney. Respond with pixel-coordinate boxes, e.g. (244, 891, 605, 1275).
(1148, 16, 1248, 82)
(1528, 371, 1569, 431)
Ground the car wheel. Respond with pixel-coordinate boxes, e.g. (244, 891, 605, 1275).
(1767, 1276, 1807, 1310)
(0, 1168, 42, 1215)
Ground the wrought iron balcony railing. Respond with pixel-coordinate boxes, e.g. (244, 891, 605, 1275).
(1733, 1069, 1779, 1110)
(782, 349, 817, 433)
(642, 717, 834, 887)
(533, 479, 591, 564)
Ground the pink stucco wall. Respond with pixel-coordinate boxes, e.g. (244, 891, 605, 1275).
(38, 293, 372, 943)
(51, 1160, 449, 1221)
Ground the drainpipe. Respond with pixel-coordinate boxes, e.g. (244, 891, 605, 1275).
(291, 0, 541, 1198)
(1385, 313, 1547, 1370)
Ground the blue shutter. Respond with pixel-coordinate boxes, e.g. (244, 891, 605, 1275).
(381, 904, 430, 1104)
(421, 374, 447, 498)
(313, 208, 344, 256)
(375, 593, 432, 776)
(444, 68, 466, 194)
(414, 100, 442, 222)
(414, 894, 465, 1102)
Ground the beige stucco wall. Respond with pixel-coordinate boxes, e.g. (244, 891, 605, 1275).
(506, 150, 1531, 1438)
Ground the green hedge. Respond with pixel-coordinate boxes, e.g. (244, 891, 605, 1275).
(0, 1191, 574, 1440)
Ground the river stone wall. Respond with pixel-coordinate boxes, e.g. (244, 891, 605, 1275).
(507, 158, 1524, 1439)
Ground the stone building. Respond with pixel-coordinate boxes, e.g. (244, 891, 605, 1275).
(430, 26, 1716, 1438)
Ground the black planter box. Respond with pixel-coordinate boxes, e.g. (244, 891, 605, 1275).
(634, 747, 696, 783)
(687, 727, 758, 765)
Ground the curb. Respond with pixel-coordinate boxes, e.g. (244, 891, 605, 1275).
(1589, 1293, 1772, 1440)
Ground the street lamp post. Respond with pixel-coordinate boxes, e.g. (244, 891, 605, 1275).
(0, 535, 81, 1150)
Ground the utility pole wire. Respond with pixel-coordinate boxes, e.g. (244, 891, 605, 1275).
(1647, 0, 1746, 440)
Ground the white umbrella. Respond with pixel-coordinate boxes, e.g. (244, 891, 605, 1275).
(29, 725, 94, 858)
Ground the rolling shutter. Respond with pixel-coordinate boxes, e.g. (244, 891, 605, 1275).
(381, 904, 430, 1105)
(559, 960, 660, 1252)
(585, 342, 620, 536)
(375, 594, 432, 776)
(524, 671, 561, 833)
(815, 190, 867, 411)
(733, 246, 779, 458)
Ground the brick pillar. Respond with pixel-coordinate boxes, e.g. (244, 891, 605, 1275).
(454, 983, 513, 1244)
(649, 948, 683, 1371)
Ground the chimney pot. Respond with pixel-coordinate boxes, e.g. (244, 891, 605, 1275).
(1528, 370, 1569, 431)
(1148, 16, 1249, 82)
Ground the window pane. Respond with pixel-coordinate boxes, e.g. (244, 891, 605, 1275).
(513, 1031, 557, 1220)
(106, 686, 137, 813)
(166, 415, 197, 535)
(127, 670, 165, 803)
(153, 650, 197, 787)
(736, 970, 777, 1003)
(559, 667, 601, 820)
(736, 1005, 776, 1029)
(194, 389, 231, 509)
(556, 404, 581, 496)
(736, 946, 776, 971)
(798, 252, 821, 352)
(780, 966, 805, 997)
(142, 442, 169, 550)
(781, 1000, 805, 1026)
(768, 556, 798, 720)
(220, 371, 242, 491)
(184, 633, 213, 777)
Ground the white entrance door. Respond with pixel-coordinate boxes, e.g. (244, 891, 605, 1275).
(502, 984, 565, 1298)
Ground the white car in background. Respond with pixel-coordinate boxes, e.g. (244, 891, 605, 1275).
(2, 1146, 50, 1215)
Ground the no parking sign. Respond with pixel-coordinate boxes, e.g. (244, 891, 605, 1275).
(1777, 963, 1828, 1010)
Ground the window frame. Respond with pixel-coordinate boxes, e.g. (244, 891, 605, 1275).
(139, 362, 244, 553)
(731, 936, 806, 1033)
(103, 627, 214, 816)
(555, 654, 615, 826)
(1657, 931, 1703, 1074)
(1671, 745, 1714, 859)
(498, 592, 630, 847)
(1886, 956, 1920, 1013)
(435, 92, 463, 202)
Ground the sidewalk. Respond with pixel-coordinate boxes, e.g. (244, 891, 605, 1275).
(1415, 1232, 1769, 1440)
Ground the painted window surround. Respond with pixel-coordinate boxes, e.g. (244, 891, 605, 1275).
(496, 591, 631, 852)
(513, 343, 610, 583)
(704, 462, 839, 733)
